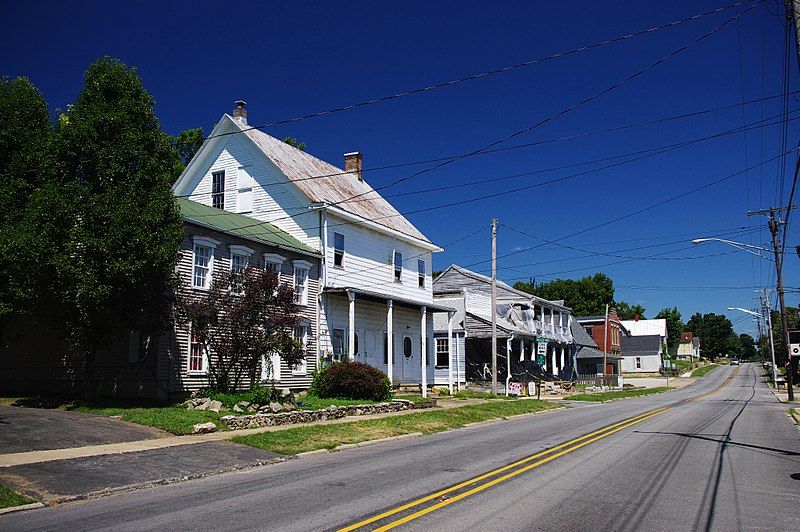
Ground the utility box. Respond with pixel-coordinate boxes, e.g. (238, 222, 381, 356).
(788, 329, 800, 357)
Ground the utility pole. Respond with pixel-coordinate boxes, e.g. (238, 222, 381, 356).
(761, 293, 779, 386)
(491, 218, 498, 396)
(602, 303, 609, 386)
(749, 206, 794, 400)
(787, 1, 800, 70)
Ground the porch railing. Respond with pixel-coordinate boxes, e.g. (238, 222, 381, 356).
(576, 374, 621, 387)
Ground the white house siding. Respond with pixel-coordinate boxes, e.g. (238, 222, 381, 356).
(620, 354, 661, 373)
(433, 332, 466, 386)
(320, 293, 435, 385)
(325, 213, 433, 304)
(180, 135, 320, 250)
(172, 226, 320, 395)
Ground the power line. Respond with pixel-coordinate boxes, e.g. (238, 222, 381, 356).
(203, 0, 759, 141)
(464, 147, 797, 268)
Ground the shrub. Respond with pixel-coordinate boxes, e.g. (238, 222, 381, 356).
(309, 361, 392, 401)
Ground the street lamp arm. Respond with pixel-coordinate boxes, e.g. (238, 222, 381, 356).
(692, 238, 773, 260)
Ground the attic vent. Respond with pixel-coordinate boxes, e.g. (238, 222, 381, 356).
(233, 100, 247, 125)
(344, 152, 363, 181)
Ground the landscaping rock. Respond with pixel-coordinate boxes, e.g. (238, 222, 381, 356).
(269, 402, 284, 413)
(233, 404, 244, 413)
(192, 422, 218, 434)
(209, 400, 223, 413)
(194, 398, 212, 411)
(281, 402, 296, 412)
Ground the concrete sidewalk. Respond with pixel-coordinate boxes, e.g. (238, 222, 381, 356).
(0, 397, 488, 468)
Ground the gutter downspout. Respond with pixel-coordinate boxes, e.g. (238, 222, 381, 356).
(505, 333, 514, 396)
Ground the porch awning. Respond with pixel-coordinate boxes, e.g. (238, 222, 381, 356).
(324, 287, 455, 313)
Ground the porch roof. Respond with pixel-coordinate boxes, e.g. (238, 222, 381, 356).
(324, 287, 455, 313)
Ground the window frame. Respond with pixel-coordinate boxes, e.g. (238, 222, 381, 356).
(394, 251, 403, 283)
(332, 328, 345, 361)
(292, 260, 312, 306)
(211, 170, 225, 210)
(187, 321, 208, 375)
(435, 337, 449, 368)
(333, 232, 345, 268)
(418, 259, 426, 288)
(263, 253, 286, 277)
(191, 236, 219, 290)
(292, 323, 310, 375)
(403, 336, 412, 358)
(635, 356, 642, 369)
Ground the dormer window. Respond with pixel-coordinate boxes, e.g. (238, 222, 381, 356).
(212, 171, 225, 209)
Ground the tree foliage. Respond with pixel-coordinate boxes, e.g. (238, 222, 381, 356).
(614, 301, 646, 320)
(514, 273, 614, 316)
(282, 137, 306, 151)
(685, 312, 737, 359)
(8, 58, 184, 390)
(767, 307, 800, 365)
(739, 333, 756, 360)
(0, 77, 51, 328)
(174, 267, 303, 391)
(170, 127, 204, 176)
(655, 307, 684, 353)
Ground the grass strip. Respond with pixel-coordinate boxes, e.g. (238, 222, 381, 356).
(232, 400, 558, 455)
(569, 387, 671, 402)
(0, 483, 35, 509)
(691, 364, 719, 378)
(70, 405, 225, 435)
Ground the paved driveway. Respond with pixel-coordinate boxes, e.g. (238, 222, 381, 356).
(0, 405, 167, 454)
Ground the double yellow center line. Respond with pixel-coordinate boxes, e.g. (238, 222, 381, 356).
(339, 366, 740, 531)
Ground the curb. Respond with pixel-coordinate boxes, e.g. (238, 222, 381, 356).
(0, 502, 46, 516)
(332, 432, 423, 452)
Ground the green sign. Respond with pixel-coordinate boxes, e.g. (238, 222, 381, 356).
(536, 354, 546, 366)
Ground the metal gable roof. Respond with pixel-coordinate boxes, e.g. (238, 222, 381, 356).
(178, 198, 319, 256)
(620, 334, 662, 355)
(230, 116, 431, 243)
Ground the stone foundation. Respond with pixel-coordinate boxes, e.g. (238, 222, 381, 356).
(221, 399, 435, 430)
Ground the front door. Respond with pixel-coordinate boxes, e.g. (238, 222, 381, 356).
(365, 331, 377, 366)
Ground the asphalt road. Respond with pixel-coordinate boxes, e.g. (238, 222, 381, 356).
(4, 363, 799, 531)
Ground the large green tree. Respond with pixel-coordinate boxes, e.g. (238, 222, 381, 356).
(0, 77, 51, 330)
(35, 58, 184, 390)
(685, 312, 737, 360)
(614, 301, 646, 320)
(739, 333, 757, 360)
(767, 307, 800, 365)
(514, 273, 614, 316)
(170, 127, 204, 176)
(655, 307, 684, 354)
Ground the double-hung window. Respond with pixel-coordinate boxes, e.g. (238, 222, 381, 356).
(293, 260, 311, 306)
(436, 338, 449, 367)
(394, 251, 403, 283)
(292, 324, 309, 375)
(212, 170, 225, 209)
(192, 237, 218, 289)
(263, 253, 285, 279)
(418, 259, 426, 288)
(635, 357, 642, 369)
(333, 232, 345, 268)
(332, 328, 345, 361)
(188, 322, 207, 374)
(229, 245, 253, 294)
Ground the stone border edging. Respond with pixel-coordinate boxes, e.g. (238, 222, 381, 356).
(221, 399, 434, 430)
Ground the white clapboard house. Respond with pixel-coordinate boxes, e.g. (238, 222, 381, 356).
(173, 102, 453, 394)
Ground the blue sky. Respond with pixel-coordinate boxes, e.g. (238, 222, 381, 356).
(2, 0, 797, 336)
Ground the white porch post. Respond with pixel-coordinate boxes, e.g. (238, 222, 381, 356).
(387, 299, 394, 385)
(455, 332, 461, 391)
(505, 335, 513, 396)
(520, 338, 525, 362)
(550, 345, 557, 375)
(559, 345, 565, 372)
(421, 306, 428, 398)
(447, 311, 455, 395)
(550, 308, 555, 335)
(347, 290, 355, 360)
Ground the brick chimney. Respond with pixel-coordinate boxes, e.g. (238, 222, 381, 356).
(232, 100, 247, 125)
(344, 152, 363, 181)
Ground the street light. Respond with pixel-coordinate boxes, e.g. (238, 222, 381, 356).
(728, 307, 777, 384)
(695, 234, 793, 400)
(691, 238, 773, 259)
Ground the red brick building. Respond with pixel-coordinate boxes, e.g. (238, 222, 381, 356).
(576, 308, 623, 375)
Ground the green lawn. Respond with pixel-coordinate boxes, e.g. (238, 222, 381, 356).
(451, 389, 516, 400)
(8, 397, 225, 436)
(569, 387, 671, 402)
(691, 364, 719, 378)
(232, 400, 558, 455)
(0, 483, 35, 509)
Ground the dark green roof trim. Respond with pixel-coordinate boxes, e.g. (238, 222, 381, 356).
(177, 198, 320, 257)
